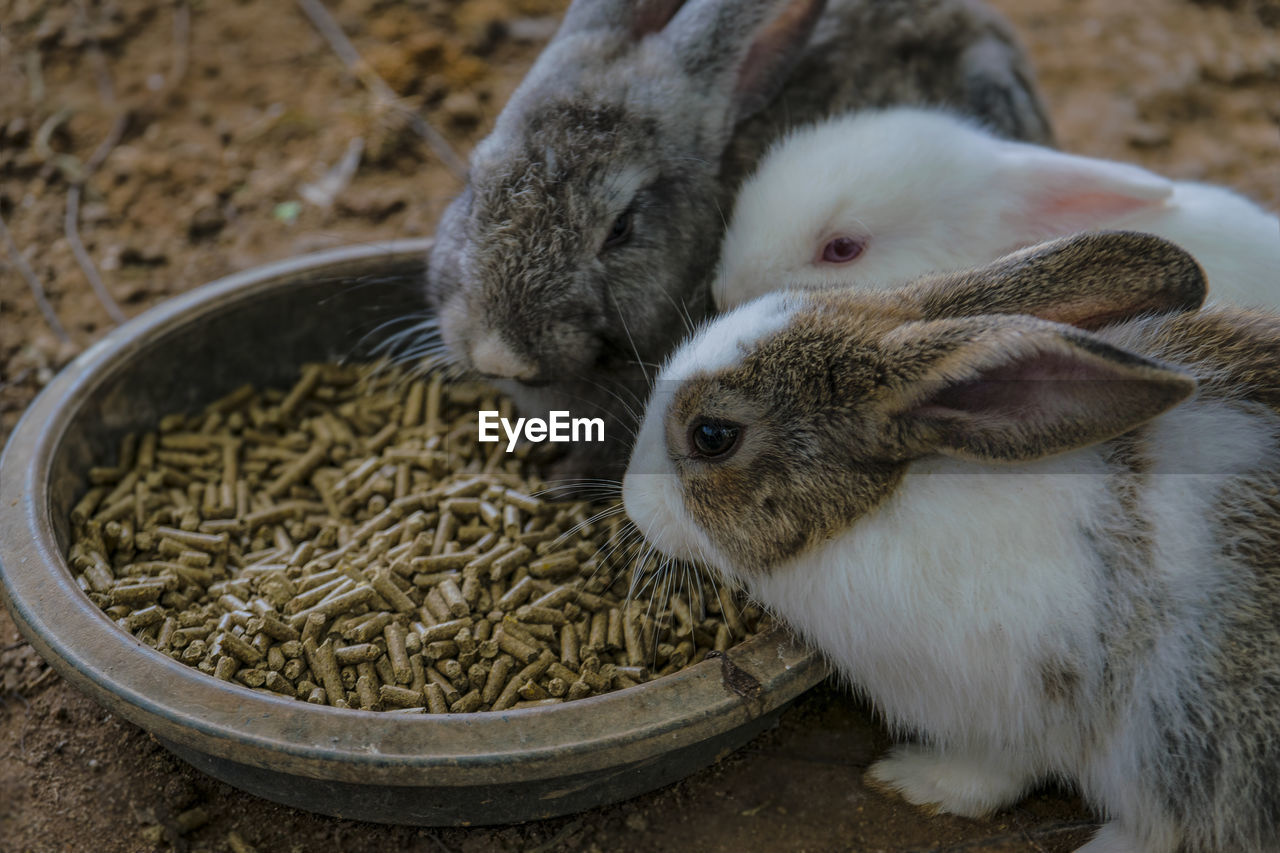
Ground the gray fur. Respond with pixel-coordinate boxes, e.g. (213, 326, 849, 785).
(425, 0, 1054, 481)
(1084, 313, 1280, 850)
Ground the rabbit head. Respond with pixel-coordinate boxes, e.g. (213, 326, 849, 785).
(715, 107, 1178, 310)
(428, 0, 827, 387)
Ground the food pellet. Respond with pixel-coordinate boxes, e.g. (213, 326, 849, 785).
(64, 363, 761, 713)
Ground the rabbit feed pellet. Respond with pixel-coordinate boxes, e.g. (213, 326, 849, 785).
(65, 363, 760, 713)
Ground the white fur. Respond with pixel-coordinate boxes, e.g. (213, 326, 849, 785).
(624, 306, 1280, 852)
(714, 107, 1280, 311)
(624, 292, 797, 565)
(743, 401, 1268, 852)
(746, 451, 1113, 753)
(866, 743, 1037, 817)
(469, 332, 537, 380)
(663, 290, 795, 379)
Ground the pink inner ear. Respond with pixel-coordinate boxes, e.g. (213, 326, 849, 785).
(1000, 148, 1174, 237)
(913, 344, 1176, 452)
(632, 0, 688, 37)
(916, 350, 1095, 422)
(736, 0, 825, 102)
(903, 320, 1194, 462)
(1032, 190, 1165, 228)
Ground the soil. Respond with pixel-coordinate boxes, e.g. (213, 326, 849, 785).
(1, 0, 1277, 851)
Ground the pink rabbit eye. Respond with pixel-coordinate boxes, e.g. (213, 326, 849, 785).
(820, 235, 865, 264)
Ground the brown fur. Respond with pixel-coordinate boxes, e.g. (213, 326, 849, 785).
(1098, 428, 1157, 577)
(1039, 658, 1083, 704)
(1124, 308, 1280, 412)
(912, 231, 1207, 327)
(668, 232, 1208, 572)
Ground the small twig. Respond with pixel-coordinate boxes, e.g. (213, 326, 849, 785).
(60, 1, 185, 328)
(168, 1, 191, 94)
(300, 136, 365, 207)
(524, 819, 584, 853)
(83, 111, 127, 178)
(31, 107, 87, 186)
(1011, 808, 1066, 853)
(33, 107, 73, 162)
(416, 831, 458, 853)
(912, 820, 1099, 853)
(0, 208, 70, 342)
(73, 0, 116, 106)
(10, 690, 32, 761)
(25, 49, 45, 104)
(0, 368, 34, 393)
(66, 112, 129, 325)
(19, 665, 59, 694)
(293, 0, 468, 182)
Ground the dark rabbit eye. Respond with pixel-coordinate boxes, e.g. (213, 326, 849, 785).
(603, 210, 633, 249)
(820, 235, 865, 264)
(688, 420, 742, 460)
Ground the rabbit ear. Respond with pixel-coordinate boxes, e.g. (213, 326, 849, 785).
(994, 143, 1175, 236)
(632, 0, 690, 37)
(557, 0, 633, 33)
(558, 0, 686, 37)
(663, 0, 827, 122)
(890, 317, 1196, 463)
(915, 231, 1207, 331)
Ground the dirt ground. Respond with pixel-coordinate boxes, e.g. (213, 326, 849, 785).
(1, 0, 1277, 851)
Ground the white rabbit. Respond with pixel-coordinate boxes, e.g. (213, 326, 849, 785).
(714, 106, 1280, 311)
(626, 232, 1280, 852)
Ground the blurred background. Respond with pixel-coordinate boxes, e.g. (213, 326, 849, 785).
(1, 0, 1277, 850)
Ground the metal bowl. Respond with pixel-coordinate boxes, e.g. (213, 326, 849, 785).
(0, 239, 825, 826)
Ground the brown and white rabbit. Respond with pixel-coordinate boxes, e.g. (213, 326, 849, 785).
(623, 230, 1280, 852)
(426, 0, 1053, 482)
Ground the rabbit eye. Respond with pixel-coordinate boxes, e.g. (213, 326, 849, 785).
(603, 211, 633, 250)
(820, 235, 865, 264)
(688, 420, 742, 460)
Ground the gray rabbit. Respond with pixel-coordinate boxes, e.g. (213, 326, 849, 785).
(426, 0, 1053, 482)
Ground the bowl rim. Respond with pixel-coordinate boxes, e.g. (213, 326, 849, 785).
(0, 239, 825, 788)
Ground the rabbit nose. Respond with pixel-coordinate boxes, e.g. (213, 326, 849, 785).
(470, 333, 539, 382)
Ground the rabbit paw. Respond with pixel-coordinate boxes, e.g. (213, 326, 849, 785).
(865, 744, 1034, 818)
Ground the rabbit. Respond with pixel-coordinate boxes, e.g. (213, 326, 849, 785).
(425, 0, 1055, 484)
(623, 230, 1280, 853)
(714, 106, 1280, 312)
